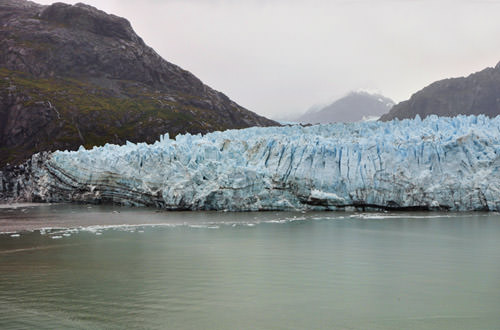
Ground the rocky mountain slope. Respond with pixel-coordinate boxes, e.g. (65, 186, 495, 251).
(380, 62, 500, 121)
(296, 91, 394, 124)
(0, 0, 276, 167)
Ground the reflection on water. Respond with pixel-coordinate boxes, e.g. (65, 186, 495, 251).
(1, 204, 500, 329)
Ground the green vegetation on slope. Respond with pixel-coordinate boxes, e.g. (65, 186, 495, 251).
(0, 68, 235, 166)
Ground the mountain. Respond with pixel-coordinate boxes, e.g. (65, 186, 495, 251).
(380, 62, 500, 121)
(296, 91, 394, 124)
(2, 115, 498, 211)
(0, 0, 276, 167)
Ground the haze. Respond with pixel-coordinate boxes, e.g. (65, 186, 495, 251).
(35, 0, 500, 119)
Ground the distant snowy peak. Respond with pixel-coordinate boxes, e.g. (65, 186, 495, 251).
(297, 91, 395, 124)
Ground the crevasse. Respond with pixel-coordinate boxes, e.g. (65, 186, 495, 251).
(6, 115, 500, 211)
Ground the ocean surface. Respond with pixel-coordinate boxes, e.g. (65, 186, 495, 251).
(1, 204, 500, 329)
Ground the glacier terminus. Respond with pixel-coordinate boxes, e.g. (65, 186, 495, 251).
(2, 115, 500, 211)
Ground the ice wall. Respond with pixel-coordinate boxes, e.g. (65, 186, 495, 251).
(4, 115, 500, 211)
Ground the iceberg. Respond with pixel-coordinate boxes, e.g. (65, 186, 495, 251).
(2, 115, 500, 211)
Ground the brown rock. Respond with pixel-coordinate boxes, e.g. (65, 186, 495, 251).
(0, 0, 277, 167)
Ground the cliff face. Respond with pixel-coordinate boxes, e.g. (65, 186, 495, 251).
(380, 62, 500, 121)
(0, 0, 276, 167)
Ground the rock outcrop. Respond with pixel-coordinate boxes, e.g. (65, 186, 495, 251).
(0, 0, 276, 167)
(380, 62, 500, 121)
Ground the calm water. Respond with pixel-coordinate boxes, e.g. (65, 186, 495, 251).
(1, 204, 500, 329)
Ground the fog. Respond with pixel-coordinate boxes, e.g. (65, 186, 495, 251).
(35, 0, 500, 119)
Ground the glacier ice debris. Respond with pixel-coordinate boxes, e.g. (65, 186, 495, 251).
(2, 115, 500, 211)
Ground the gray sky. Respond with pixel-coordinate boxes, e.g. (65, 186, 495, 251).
(36, 0, 500, 119)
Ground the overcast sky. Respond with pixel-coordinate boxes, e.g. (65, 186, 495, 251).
(36, 0, 500, 119)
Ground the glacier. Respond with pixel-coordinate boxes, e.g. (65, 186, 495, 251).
(2, 115, 500, 211)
